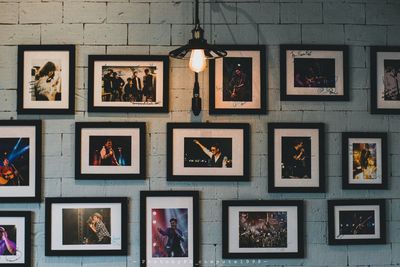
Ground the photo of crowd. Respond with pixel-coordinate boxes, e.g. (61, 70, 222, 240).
(239, 211, 288, 248)
(101, 66, 157, 103)
(293, 58, 336, 88)
(352, 143, 377, 180)
(382, 60, 400, 100)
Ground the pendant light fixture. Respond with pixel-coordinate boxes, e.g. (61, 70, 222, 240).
(169, 0, 227, 116)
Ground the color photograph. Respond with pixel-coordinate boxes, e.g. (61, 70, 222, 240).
(339, 210, 375, 235)
(281, 137, 311, 179)
(0, 138, 30, 186)
(293, 58, 336, 88)
(151, 208, 188, 258)
(222, 57, 252, 102)
(88, 136, 132, 166)
(239, 211, 287, 248)
(62, 208, 111, 245)
(352, 143, 377, 180)
(184, 137, 232, 168)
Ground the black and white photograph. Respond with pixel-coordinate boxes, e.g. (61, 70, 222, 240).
(0, 121, 41, 202)
(88, 55, 169, 113)
(371, 46, 400, 114)
(209, 45, 266, 114)
(328, 199, 386, 245)
(268, 123, 325, 192)
(140, 191, 199, 267)
(280, 45, 348, 101)
(45, 197, 128, 256)
(17, 45, 75, 114)
(342, 133, 387, 189)
(222, 200, 304, 258)
(0, 211, 31, 267)
(75, 122, 146, 180)
(167, 123, 249, 181)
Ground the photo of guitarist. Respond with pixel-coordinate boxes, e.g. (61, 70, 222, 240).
(0, 158, 25, 186)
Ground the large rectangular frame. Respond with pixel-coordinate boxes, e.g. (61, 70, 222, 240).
(342, 132, 388, 189)
(75, 122, 146, 180)
(280, 44, 349, 101)
(88, 55, 169, 113)
(209, 45, 267, 114)
(45, 197, 128, 256)
(328, 199, 386, 245)
(17, 45, 75, 115)
(268, 123, 325, 193)
(222, 200, 304, 258)
(140, 191, 199, 267)
(167, 123, 250, 181)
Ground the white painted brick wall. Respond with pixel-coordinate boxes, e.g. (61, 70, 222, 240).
(0, 0, 399, 266)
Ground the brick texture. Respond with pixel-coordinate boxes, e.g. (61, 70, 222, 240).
(0, 1, 398, 266)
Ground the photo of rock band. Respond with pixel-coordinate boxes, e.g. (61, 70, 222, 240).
(30, 60, 62, 101)
(239, 211, 288, 248)
(151, 208, 189, 258)
(184, 137, 233, 168)
(101, 66, 157, 103)
(339, 210, 375, 235)
(88, 136, 132, 166)
(222, 57, 252, 102)
(62, 208, 111, 245)
(293, 58, 336, 88)
(352, 143, 377, 180)
(382, 60, 400, 100)
(0, 138, 30, 186)
(281, 137, 312, 179)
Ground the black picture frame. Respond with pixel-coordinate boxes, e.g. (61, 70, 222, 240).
(328, 199, 386, 245)
(88, 55, 169, 113)
(0, 211, 31, 267)
(0, 120, 42, 202)
(280, 44, 349, 101)
(268, 123, 325, 193)
(209, 45, 267, 114)
(17, 45, 75, 115)
(167, 122, 250, 181)
(342, 132, 388, 189)
(75, 122, 146, 180)
(222, 200, 304, 258)
(45, 197, 128, 256)
(370, 46, 400, 114)
(140, 191, 199, 267)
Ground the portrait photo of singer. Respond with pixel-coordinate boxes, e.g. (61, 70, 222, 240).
(30, 60, 62, 101)
(0, 138, 30, 186)
(281, 137, 311, 179)
(101, 66, 157, 103)
(0, 226, 16, 256)
(62, 208, 111, 245)
(184, 137, 232, 168)
(223, 57, 252, 102)
(152, 208, 188, 258)
(88, 136, 132, 166)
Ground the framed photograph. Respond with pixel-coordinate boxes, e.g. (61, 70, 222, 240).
(17, 45, 75, 114)
(167, 123, 250, 181)
(209, 45, 267, 114)
(222, 200, 304, 258)
(0, 120, 41, 202)
(328, 199, 386, 245)
(88, 55, 169, 113)
(280, 44, 349, 101)
(45, 197, 128, 256)
(75, 122, 146, 180)
(0, 211, 31, 267)
(268, 123, 325, 192)
(342, 132, 387, 189)
(140, 191, 199, 267)
(371, 46, 400, 114)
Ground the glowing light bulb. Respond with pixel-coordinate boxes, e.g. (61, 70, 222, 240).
(189, 49, 206, 73)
